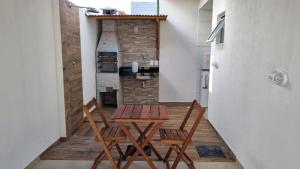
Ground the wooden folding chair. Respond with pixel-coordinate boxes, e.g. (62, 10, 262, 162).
(83, 98, 126, 169)
(159, 100, 206, 169)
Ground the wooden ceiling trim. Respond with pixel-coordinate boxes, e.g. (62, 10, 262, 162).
(86, 14, 168, 21)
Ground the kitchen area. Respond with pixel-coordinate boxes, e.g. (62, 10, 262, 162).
(78, 0, 212, 108)
(91, 16, 166, 107)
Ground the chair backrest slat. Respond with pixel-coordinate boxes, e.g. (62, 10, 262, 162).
(83, 106, 106, 142)
(179, 100, 197, 130)
(85, 98, 109, 128)
(181, 101, 206, 145)
(185, 103, 205, 139)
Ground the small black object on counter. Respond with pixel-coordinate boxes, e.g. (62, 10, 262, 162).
(119, 66, 159, 76)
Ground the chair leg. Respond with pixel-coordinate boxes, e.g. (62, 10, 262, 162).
(189, 162, 196, 169)
(149, 142, 163, 160)
(91, 151, 105, 169)
(106, 149, 118, 169)
(170, 151, 181, 169)
(171, 145, 195, 169)
(170, 144, 195, 169)
(95, 141, 118, 169)
(165, 158, 171, 169)
(92, 141, 119, 169)
(117, 156, 122, 169)
(175, 145, 195, 169)
(113, 142, 123, 168)
(164, 146, 173, 162)
(163, 146, 173, 169)
(116, 143, 124, 158)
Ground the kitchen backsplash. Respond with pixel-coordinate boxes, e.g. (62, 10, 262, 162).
(116, 20, 157, 65)
(115, 20, 158, 103)
(122, 76, 159, 104)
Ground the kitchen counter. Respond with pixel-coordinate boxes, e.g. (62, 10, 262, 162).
(119, 65, 159, 76)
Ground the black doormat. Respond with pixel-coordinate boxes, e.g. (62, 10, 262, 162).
(196, 145, 225, 158)
(125, 145, 151, 157)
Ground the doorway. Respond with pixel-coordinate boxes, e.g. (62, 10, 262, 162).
(197, 0, 213, 111)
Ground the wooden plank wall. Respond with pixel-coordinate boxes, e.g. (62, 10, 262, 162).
(59, 0, 84, 137)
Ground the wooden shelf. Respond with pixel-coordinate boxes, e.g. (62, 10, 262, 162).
(86, 14, 167, 21)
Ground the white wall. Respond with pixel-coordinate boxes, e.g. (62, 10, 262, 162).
(79, 10, 99, 103)
(208, 0, 300, 169)
(159, 0, 211, 102)
(0, 0, 65, 168)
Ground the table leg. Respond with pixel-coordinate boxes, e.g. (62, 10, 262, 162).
(120, 122, 163, 169)
(118, 122, 158, 169)
(132, 122, 163, 160)
(132, 122, 153, 141)
(123, 122, 154, 160)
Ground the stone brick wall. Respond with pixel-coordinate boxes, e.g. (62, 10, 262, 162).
(117, 20, 157, 64)
(122, 76, 159, 104)
(116, 20, 158, 104)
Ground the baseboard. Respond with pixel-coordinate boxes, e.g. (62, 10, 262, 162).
(207, 120, 237, 161)
(24, 156, 40, 169)
(235, 158, 245, 169)
(39, 137, 67, 159)
(159, 102, 191, 107)
(24, 137, 67, 168)
(203, 108, 208, 119)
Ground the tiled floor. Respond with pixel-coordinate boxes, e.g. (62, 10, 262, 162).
(31, 160, 244, 169)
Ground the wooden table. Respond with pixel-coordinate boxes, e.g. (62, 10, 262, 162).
(112, 104, 169, 169)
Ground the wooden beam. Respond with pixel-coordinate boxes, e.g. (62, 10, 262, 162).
(86, 15, 167, 21)
(156, 19, 160, 60)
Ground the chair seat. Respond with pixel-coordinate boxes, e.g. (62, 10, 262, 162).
(159, 128, 192, 145)
(99, 127, 127, 141)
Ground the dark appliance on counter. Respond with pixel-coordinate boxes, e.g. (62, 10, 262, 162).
(97, 52, 118, 73)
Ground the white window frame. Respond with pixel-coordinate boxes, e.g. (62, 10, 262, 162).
(207, 11, 225, 44)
